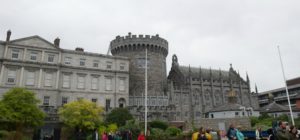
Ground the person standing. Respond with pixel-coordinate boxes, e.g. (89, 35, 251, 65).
(227, 124, 237, 140)
(255, 127, 262, 140)
(275, 121, 289, 140)
(192, 127, 203, 140)
(137, 131, 145, 140)
(102, 132, 108, 140)
(235, 126, 244, 140)
(205, 129, 212, 140)
(198, 131, 207, 140)
(92, 129, 99, 140)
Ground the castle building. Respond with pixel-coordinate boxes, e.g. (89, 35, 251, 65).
(0, 31, 129, 138)
(0, 30, 260, 136)
(167, 55, 259, 123)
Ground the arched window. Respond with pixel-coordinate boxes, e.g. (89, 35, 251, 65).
(118, 98, 126, 108)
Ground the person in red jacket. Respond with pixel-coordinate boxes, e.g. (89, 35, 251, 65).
(137, 131, 145, 140)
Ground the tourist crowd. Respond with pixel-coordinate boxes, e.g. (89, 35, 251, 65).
(192, 121, 299, 140)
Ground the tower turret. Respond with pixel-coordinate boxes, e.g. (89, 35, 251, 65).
(110, 33, 168, 99)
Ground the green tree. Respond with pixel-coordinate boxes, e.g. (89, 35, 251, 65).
(0, 88, 45, 139)
(58, 99, 104, 131)
(106, 108, 133, 126)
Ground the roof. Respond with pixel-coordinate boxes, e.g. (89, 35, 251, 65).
(178, 66, 243, 81)
(287, 77, 300, 86)
(260, 102, 289, 113)
(209, 103, 245, 112)
(259, 83, 300, 95)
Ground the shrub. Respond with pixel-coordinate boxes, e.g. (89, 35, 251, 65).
(165, 127, 182, 137)
(149, 120, 168, 130)
(148, 128, 168, 140)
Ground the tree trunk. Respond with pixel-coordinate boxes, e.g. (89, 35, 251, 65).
(14, 123, 23, 140)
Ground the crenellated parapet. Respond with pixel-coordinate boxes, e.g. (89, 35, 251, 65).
(110, 32, 168, 56)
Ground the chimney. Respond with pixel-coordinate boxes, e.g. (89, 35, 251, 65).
(54, 37, 60, 47)
(6, 30, 11, 42)
(75, 47, 84, 52)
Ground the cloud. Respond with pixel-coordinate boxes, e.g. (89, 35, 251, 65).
(1, 0, 299, 92)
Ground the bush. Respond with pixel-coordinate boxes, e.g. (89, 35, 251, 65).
(149, 120, 168, 130)
(148, 128, 169, 140)
(165, 127, 182, 137)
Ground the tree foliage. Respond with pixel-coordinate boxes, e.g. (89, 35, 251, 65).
(105, 108, 133, 127)
(0, 88, 45, 127)
(0, 88, 45, 139)
(58, 99, 104, 131)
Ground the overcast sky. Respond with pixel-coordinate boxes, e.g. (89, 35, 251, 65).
(1, 0, 299, 92)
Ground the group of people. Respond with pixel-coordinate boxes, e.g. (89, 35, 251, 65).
(266, 121, 298, 140)
(192, 127, 220, 140)
(100, 130, 132, 140)
(192, 121, 299, 140)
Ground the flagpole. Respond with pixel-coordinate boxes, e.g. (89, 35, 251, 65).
(145, 47, 148, 135)
(277, 45, 294, 125)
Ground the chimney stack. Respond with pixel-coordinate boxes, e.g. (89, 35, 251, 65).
(54, 37, 60, 47)
(75, 47, 84, 52)
(6, 30, 11, 42)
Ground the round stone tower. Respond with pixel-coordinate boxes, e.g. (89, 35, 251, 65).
(110, 33, 168, 98)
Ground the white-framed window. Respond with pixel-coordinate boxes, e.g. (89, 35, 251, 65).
(105, 77, 112, 91)
(106, 62, 112, 69)
(11, 49, 19, 59)
(62, 74, 70, 88)
(7, 70, 16, 84)
(91, 77, 98, 90)
(30, 51, 38, 61)
(93, 60, 99, 68)
(62, 97, 68, 105)
(47, 54, 55, 63)
(43, 96, 50, 106)
(64, 57, 72, 65)
(79, 58, 85, 66)
(119, 78, 125, 91)
(44, 73, 52, 87)
(77, 75, 85, 89)
(26, 71, 35, 86)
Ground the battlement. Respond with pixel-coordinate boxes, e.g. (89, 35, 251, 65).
(110, 32, 168, 56)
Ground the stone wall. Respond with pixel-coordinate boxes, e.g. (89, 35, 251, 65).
(194, 118, 251, 131)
